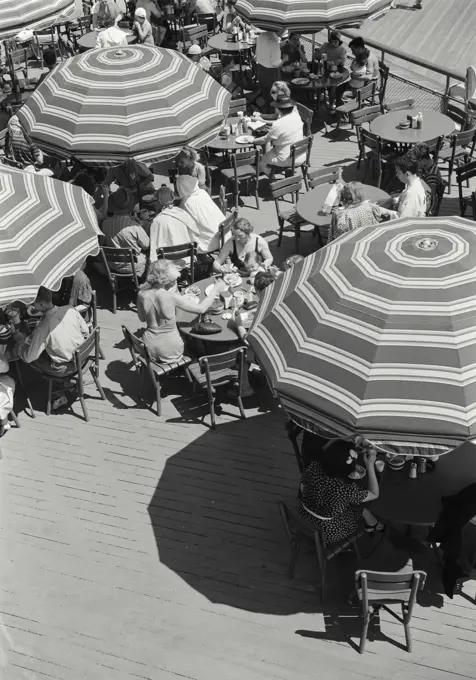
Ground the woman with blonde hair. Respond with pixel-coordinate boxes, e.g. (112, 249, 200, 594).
(259, 81, 292, 120)
(137, 260, 227, 363)
(328, 181, 382, 243)
(176, 146, 207, 190)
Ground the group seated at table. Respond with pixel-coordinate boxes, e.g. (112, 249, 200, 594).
(213, 217, 273, 272)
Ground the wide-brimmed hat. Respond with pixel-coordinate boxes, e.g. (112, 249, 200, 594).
(272, 95, 296, 110)
(107, 187, 136, 215)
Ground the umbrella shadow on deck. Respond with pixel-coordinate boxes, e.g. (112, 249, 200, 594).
(148, 412, 325, 615)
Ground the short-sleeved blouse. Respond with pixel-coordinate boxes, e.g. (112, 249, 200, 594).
(299, 461, 367, 543)
(328, 201, 382, 242)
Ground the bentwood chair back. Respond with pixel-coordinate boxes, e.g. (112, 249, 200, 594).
(121, 325, 192, 417)
(308, 165, 342, 189)
(296, 102, 313, 136)
(378, 61, 390, 105)
(157, 241, 198, 284)
(218, 210, 237, 248)
(188, 347, 247, 429)
(100, 246, 139, 314)
(270, 175, 307, 252)
(227, 97, 247, 117)
(220, 148, 261, 210)
(354, 569, 427, 654)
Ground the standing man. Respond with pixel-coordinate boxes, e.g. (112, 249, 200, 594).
(255, 30, 282, 108)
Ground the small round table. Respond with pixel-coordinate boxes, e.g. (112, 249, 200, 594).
(207, 116, 259, 151)
(285, 69, 350, 93)
(176, 276, 251, 344)
(370, 109, 456, 145)
(77, 30, 136, 51)
(296, 183, 390, 227)
(371, 443, 476, 526)
(207, 32, 253, 55)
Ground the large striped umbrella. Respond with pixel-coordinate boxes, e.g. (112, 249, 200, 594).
(248, 217, 476, 454)
(236, 0, 393, 31)
(0, 0, 75, 39)
(0, 165, 100, 305)
(18, 46, 231, 167)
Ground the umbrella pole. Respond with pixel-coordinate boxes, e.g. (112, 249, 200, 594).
(311, 33, 315, 64)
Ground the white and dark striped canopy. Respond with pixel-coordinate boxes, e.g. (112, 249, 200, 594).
(0, 0, 75, 38)
(236, 0, 393, 31)
(0, 166, 100, 305)
(18, 46, 231, 167)
(248, 218, 476, 451)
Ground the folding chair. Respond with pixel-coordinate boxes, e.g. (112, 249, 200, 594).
(354, 569, 427, 654)
(438, 127, 476, 194)
(121, 325, 192, 417)
(307, 165, 343, 246)
(455, 159, 476, 215)
(335, 81, 377, 129)
(268, 136, 314, 190)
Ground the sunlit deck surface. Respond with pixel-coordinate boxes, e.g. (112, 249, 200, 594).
(2, 121, 476, 680)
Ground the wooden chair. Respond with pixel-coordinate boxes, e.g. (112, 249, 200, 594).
(121, 325, 192, 417)
(383, 98, 415, 112)
(34, 26, 65, 60)
(378, 61, 390, 105)
(307, 165, 343, 247)
(87, 290, 105, 361)
(278, 500, 363, 601)
(196, 12, 218, 36)
(219, 148, 261, 209)
(296, 102, 313, 136)
(357, 128, 388, 188)
(157, 241, 198, 284)
(455, 159, 476, 215)
(270, 175, 308, 253)
(188, 347, 247, 429)
(446, 100, 470, 131)
(182, 23, 208, 50)
(99, 246, 140, 314)
(350, 104, 383, 129)
(438, 127, 476, 193)
(218, 210, 237, 248)
(269, 136, 314, 190)
(227, 97, 247, 117)
(8, 47, 43, 94)
(69, 15, 92, 51)
(354, 569, 427, 654)
(335, 81, 377, 129)
(35, 328, 106, 421)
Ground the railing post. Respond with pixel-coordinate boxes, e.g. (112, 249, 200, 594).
(443, 74, 451, 114)
(381, 50, 385, 64)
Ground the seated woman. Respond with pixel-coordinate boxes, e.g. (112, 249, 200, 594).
(137, 260, 227, 363)
(52, 269, 93, 314)
(350, 47, 371, 87)
(314, 31, 347, 67)
(378, 156, 431, 219)
(328, 181, 383, 243)
(213, 217, 273, 273)
(176, 146, 207, 190)
(299, 439, 382, 544)
(281, 33, 307, 65)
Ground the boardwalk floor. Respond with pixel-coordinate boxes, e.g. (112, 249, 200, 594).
(1, 121, 476, 680)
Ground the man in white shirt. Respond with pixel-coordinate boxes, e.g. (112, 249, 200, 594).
(91, 0, 123, 29)
(254, 96, 304, 175)
(16, 287, 89, 372)
(95, 16, 128, 48)
(149, 186, 201, 266)
(380, 156, 429, 219)
(255, 30, 282, 106)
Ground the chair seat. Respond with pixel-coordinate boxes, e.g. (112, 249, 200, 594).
(278, 206, 306, 224)
(439, 146, 472, 161)
(149, 355, 192, 377)
(189, 362, 238, 388)
(220, 164, 256, 180)
(336, 100, 359, 114)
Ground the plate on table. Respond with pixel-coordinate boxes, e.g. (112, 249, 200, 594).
(282, 65, 295, 74)
(205, 284, 218, 297)
(185, 284, 200, 297)
(235, 135, 255, 144)
(349, 464, 366, 480)
(329, 72, 342, 79)
(291, 77, 310, 86)
(223, 273, 242, 288)
(309, 73, 320, 80)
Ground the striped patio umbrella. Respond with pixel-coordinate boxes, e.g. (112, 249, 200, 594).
(18, 46, 231, 167)
(248, 217, 476, 455)
(236, 0, 393, 31)
(0, 0, 75, 39)
(0, 165, 100, 305)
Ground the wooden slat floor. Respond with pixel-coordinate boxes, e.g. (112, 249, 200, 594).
(1, 123, 476, 680)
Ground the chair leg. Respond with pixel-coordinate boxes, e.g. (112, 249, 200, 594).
(90, 366, 106, 400)
(295, 223, 301, 254)
(359, 612, 370, 654)
(237, 394, 246, 419)
(447, 162, 454, 194)
(277, 219, 285, 247)
(208, 389, 216, 429)
(402, 604, 413, 652)
(9, 410, 20, 428)
(46, 379, 53, 416)
(98, 344, 105, 360)
(79, 394, 89, 422)
(112, 288, 117, 315)
(314, 532, 327, 602)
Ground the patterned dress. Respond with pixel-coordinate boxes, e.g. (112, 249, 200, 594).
(328, 201, 382, 243)
(299, 461, 368, 544)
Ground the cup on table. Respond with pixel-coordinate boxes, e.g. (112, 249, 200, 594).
(237, 111, 244, 119)
(375, 460, 385, 473)
(293, 68, 301, 78)
(221, 290, 232, 309)
(233, 290, 245, 308)
(230, 123, 237, 135)
(223, 125, 230, 137)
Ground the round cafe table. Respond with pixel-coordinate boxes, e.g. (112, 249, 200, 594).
(207, 116, 260, 152)
(285, 68, 350, 93)
(77, 30, 136, 51)
(176, 276, 252, 344)
(296, 182, 390, 227)
(370, 108, 456, 145)
(370, 442, 476, 527)
(207, 32, 253, 55)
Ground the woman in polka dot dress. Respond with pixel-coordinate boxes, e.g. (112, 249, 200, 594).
(299, 438, 382, 544)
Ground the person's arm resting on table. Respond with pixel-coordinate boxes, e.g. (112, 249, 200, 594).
(17, 324, 48, 364)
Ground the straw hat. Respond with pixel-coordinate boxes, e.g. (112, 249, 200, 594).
(107, 187, 136, 215)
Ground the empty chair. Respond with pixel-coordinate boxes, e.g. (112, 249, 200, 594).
(220, 148, 261, 209)
(350, 104, 383, 129)
(355, 569, 427, 654)
(99, 246, 140, 314)
(296, 102, 313, 136)
(122, 325, 192, 417)
(357, 128, 389, 188)
(307, 165, 343, 247)
(270, 175, 308, 252)
(378, 61, 390, 105)
(438, 127, 476, 193)
(227, 97, 247, 117)
(188, 347, 247, 429)
(383, 98, 415, 112)
(335, 81, 377, 129)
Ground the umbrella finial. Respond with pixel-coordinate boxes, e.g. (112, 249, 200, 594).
(114, 50, 127, 58)
(415, 237, 438, 251)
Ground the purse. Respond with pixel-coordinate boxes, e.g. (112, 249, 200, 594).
(191, 315, 221, 335)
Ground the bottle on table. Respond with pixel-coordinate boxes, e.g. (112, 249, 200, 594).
(416, 111, 423, 129)
(409, 462, 418, 479)
(242, 117, 249, 134)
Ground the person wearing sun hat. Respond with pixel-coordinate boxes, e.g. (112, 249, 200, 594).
(101, 187, 150, 276)
(253, 94, 304, 175)
(187, 44, 211, 72)
(133, 7, 154, 45)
